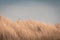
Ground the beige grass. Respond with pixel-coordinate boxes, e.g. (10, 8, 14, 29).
(0, 16, 60, 40)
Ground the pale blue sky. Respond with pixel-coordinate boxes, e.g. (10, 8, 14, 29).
(0, 0, 60, 24)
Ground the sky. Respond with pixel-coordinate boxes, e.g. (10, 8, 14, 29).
(0, 0, 60, 24)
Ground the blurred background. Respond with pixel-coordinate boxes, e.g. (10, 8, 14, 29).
(0, 0, 60, 24)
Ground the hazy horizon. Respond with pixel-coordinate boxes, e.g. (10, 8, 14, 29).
(0, 0, 60, 24)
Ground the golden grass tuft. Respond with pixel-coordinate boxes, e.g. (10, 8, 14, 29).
(0, 16, 60, 40)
